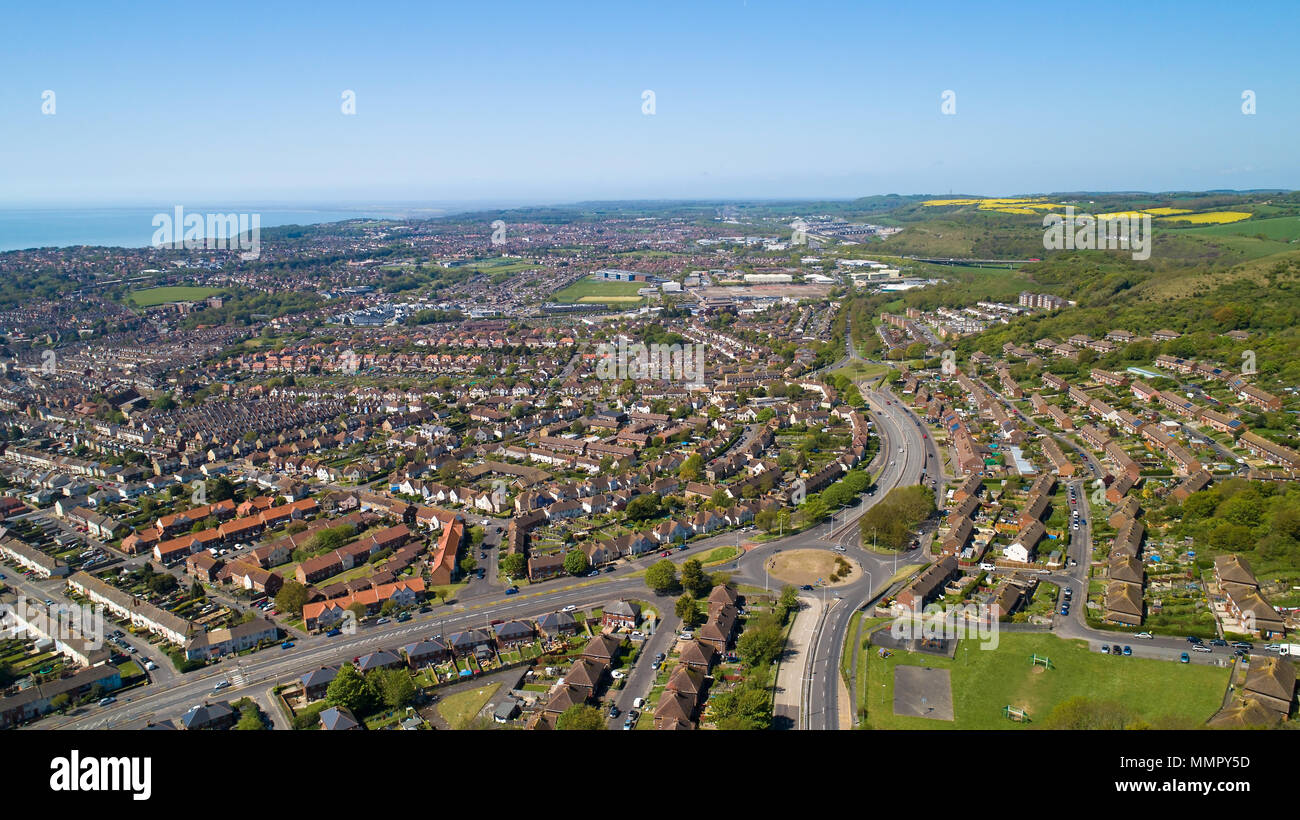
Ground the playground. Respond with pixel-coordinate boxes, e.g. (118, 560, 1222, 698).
(864, 632, 1230, 730)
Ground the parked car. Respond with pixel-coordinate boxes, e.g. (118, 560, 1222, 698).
(1232, 641, 1253, 650)
(1186, 636, 1203, 644)
(281, 641, 295, 650)
(212, 680, 230, 691)
(607, 704, 620, 719)
(505, 586, 519, 595)
(1059, 606, 1069, 616)
(1192, 644, 1213, 653)
(375, 617, 391, 625)
(1210, 639, 1229, 647)
(561, 604, 576, 612)
(611, 669, 626, 679)
(1109, 644, 1122, 655)
(587, 570, 600, 577)
(144, 660, 158, 670)
(1135, 631, 1153, 639)
(325, 628, 342, 637)
(1122, 646, 1132, 656)
(1179, 652, 1190, 663)
(98, 696, 116, 706)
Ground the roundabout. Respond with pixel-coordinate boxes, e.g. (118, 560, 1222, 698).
(765, 548, 862, 588)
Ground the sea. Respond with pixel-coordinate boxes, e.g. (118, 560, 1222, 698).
(0, 204, 481, 252)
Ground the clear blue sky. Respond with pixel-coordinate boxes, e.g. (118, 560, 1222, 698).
(2, 0, 1297, 206)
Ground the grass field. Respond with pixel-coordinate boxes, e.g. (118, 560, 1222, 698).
(550, 277, 648, 304)
(128, 286, 223, 306)
(1181, 215, 1300, 241)
(862, 632, 1229, 729)
(437, 683, 501, 729)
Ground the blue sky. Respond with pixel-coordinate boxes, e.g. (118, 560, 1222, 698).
(1, 0, 1297, 206)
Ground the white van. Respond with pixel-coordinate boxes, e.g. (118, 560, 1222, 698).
(979, 562, 996, 572)
(632, 697, 645, 709)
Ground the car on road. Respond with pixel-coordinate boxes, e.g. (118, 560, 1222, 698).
(1265, 643, 1282, 652)
(1062, 587, 1073, 598)
(325, 627, 342, 637)
(281, 641, 295, 650)
(832, 545, 846, 553)
(679, 631, 693, 641)
(1123, 645, 1132, 656)
(1179, 652, 1190, 663)
(800, 584, 814, 591)
(1059, 606, 1069, 616)
(1210, 638, 1229, 647)
(1186, 636, 1203, 644)
(212, 680, 231, 691)
(126, 645, 137, 653)
(98, 696, 116, 706)
(1134, 632, 1153, 639)
(622, 716, 635, 730)
(396, 611, 412, 622)
(561, 604, 576, 612)
(1234, 649, 1250, 659)
(505, 586, 519, 595)
(604, 566, 615, 573)
(607, 704, 620, 719)
(375, 617, 391, 625)
(611, 669, 626, 679)
(587, 570, 600, 577)
(1192, 644, 1212, 653)
(650, 660, 662, 670)
(655, 652, 666, 663)
(979, 562, 996, 572)
(660, 551, 671, 558)
(1232, 641, 1253, 650)
(632, 697, 645, 709)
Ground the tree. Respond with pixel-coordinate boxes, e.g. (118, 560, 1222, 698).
(347, 602, 368, 624)
(774, 585, 800, 625)
(380, 599, 399, 616)
(736, 618, 785, 667)
(624, 494, 661, 522)
(645, 559, 679, 595)
(147, 573, 178, 594)
(275, 581, 310, 616)
(460, 554, 478, 575)
(679, 558, 710, 597)
(234, 703, 266, 730)
(325, 663, 374, 714)
(678, 454, 703, 481)
(189, 580, 205, 600)
(675, 594, 701, 628)
(370, 667, 416, 709)
(563, 549, 589, 576)
(556, 703, 606, 730)
(500, 553, 527, 578)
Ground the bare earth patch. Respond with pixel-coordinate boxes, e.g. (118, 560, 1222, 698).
(766, 548, 861, 587)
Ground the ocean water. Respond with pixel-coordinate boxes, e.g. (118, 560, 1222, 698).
(0, 205, 457, 252)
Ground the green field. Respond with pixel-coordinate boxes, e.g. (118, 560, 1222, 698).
(862, 632, 1229, 730)
(128, 286, 223, 306)
(1182, 215, 1300, 242)
(551, 277, 649, 304)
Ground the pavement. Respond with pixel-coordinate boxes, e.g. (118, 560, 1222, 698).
(772, 594, 821, 729)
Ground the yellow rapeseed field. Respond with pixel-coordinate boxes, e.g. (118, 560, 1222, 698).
(1157, 211, 1252, 224)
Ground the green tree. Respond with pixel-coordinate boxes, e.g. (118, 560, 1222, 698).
(500, 553, 527, 578)
(563, 549, 590, 576)
(736, 618, 785, 667)
(679, 558, 710, 597)
(370, 668, 416, 709)
(675, 593, 701, 628)
(645, 559, 679, 595)
(555, 703, 606, 730)
(325, 663, 374, 714)
(275, 581, 310, 616)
